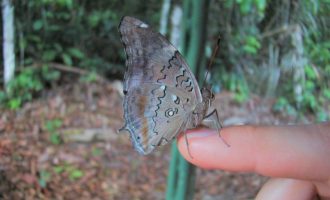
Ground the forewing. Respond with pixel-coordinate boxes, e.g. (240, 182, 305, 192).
(118, 16, 202, 102)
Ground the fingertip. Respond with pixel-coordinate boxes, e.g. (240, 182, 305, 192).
(177, 130, 200, 166)
(177, 128, 232, 169)
(177, 126, 282, 172)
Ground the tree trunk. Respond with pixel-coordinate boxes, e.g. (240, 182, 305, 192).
(159, 0, 171, 35)
(2, 0, 15, 89)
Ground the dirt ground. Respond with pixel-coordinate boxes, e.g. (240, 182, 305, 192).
(0, 80, 313, 200)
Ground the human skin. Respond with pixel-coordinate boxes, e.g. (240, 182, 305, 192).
(177, 122, 330, 199)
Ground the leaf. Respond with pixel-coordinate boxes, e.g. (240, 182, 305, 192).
(53, 166, 64, 174)
(316, 111, 328, 122)
(0, 91, 6, 103)
(323, 89, 330, 100)
(41, 65, 61, 81)
(42, 50, 57, 62)
(272, 97, 288, 112)
(239, 0, 252, 14)
(62, 53, 73, 66)
(305, 80, 315, 90)
(247, 36, 261, 48)
(243, 45, 257, 55)
(33, 20, 43, 31)
(38, 170, 51, 188)
(58, 0, 73, 9)
(54, 43, 63, 52)
(304, 65, 316, 79)
(8, 98, 22, 110)
(68, 48, 84, 59)
(69, 169, 84, 181)
(45, 119, 62, 132)
(50, 132, 61, 145)
(243, 36, 261, 55)
(53, 119, 63, 128)
(88, 11, 102, 27)
(255, 0, 266, 12)
(92, 147, 102, 156)
(48, 24, 61, 31)
(39, 179, 47, 188)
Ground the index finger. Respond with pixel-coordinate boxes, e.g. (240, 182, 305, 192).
(177, 123, 330, 181)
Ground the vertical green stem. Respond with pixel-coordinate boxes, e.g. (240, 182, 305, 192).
(165, 142, 179, 199)
(165, 0, 209, 200)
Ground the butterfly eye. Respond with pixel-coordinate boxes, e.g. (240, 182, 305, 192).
(165, 108, 178, 118)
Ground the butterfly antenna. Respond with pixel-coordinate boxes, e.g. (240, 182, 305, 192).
(202, 36, 221, 87)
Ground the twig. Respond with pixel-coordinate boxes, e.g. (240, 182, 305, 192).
(259, 25, 297, 39)
(49, 62, 88, 76)
(23, 62, 109, 83)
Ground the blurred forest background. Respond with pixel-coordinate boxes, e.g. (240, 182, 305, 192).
(0, 0, 329, 199)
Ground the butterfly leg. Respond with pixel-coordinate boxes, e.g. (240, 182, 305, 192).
(203, 109, 222, 130)
(203, 109, 230, 147)
(118, 125, 127, 134)
(181, 118, 194, 159)
(183, 129, 193, 159)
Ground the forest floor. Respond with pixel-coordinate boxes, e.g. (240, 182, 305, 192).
(0, 78, 316, 200)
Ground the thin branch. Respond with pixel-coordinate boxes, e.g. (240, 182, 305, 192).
(48, 63, 109, 83)
(259, 25, 297, 39)
(7, 63, 110, 83)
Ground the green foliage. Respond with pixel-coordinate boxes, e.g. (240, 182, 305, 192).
(0, 0, 327, 121)
(91, 147, 103, 157)
(243, 35, 261, 55)
(214, 72, 249, 103)
(302, 39, 330, 120)
(53, 163, 84, 181)
(13, 0, 161, 75)
(225, 0, 266, 16)
(38, 163, 84, 189)
(273, 60, 329, 121)
(38, 170, 51, 188)
(0, 66, 60, 109)
(45, 119, 63, 145)
(316, 111, 328, 122)
(323, 89, 330, 100)
(273, 97, 297, 116)
(274, 0, 330, 120)
(38, 163, 85, 189)
(53, 166, 65, 174)
(209, 0, 329, 120)
(69, 169, 84, 181)
(49, 131, 61, 145)
(45, 119, 62, 132)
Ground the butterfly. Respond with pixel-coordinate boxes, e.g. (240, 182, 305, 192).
(118, 16, 223, 155)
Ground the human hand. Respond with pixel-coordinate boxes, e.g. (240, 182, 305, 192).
(177, 123, 330, 199)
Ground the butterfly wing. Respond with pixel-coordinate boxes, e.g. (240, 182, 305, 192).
(118, 16, 202, 154)
(122, 84, 193, 154)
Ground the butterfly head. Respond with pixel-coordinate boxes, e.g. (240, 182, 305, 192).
(191, 87, 215, 126)
(201, 87, 215, 102)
